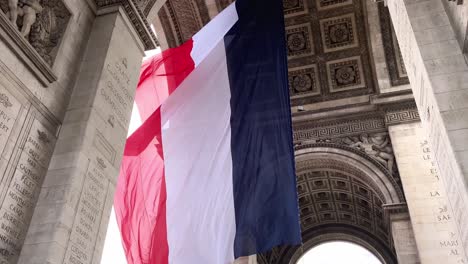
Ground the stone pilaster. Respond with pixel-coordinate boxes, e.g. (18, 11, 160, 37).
(387, 0, 468, 254)
(17, 6, 144, 264)
(384, 203, 420, 264)
(389, 122, 467, 263)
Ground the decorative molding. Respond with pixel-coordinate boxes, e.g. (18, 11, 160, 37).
(320, 13, 359, 53)
(383, 203, 409, 215)
(286, 23, 314, 59)
(289, 64, 321, 97)
(95, 0, 159, 49)
(157, 0, 208, 47)
(140, 0, 157, 17)
(327, 56, 365, 92)
(384, 103, 420, 125)
(293, 115, 386, 142)
(284, 0, 308, 17)
(378, 3, 409, 86)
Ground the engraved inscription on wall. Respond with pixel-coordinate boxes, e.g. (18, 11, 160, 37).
(390, 124, 468, 263)
(0, 119, 55, 263)
(0, 87, 21, 156)
(63, 157, 109, 264)
(97, 58, 134, 129)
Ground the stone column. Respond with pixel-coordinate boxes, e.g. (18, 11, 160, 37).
(384, 203, 420, 264)
(386, 0, 468, 253)
(17, 6, 144, 264)
(389, 122, 467, 263)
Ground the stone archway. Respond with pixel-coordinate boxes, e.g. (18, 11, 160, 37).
(258, 145, 403, 264)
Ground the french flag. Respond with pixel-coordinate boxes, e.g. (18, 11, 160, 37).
(114, 0, 302, 263)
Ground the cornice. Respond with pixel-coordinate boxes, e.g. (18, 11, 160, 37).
(383, 203, 409, 216)
(95, 0, 159, 49)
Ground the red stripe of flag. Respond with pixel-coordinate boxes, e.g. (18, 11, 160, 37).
(115, 39, 195, 264)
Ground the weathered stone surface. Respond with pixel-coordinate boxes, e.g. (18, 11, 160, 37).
(16, 7, 144, 264)
(389, 122, 468, 263)
(387, 0, 468, 258)
(385, 204, 420, 264)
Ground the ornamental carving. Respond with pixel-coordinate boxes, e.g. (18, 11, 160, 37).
(383, 102, 420, 125)
(288, 65, 320, 97)
(327, 56, 365, 92)
(320, 14, 358, 52)
(37, 129, 50, 144)
(286, 23, 314, 59)
(345, 133, 395, 173)
(293, 115, 386, 142)
(316, 133, 396, 175)
(283, 0, 307, 17)
(158, 0, 209, 47)
(0, 93, 12, 108)
(95, 0, 159, 49)
(0, 0, 71, 65)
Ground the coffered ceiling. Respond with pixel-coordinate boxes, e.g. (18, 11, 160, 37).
(284, 0, 375, 106)
(295, 167, 389, 244)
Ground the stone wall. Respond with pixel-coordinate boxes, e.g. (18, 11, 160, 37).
(441, 0, 468, 52)
(390, 122, 467, 263)
(387, 0, 468, 256)
(0, 0, 95, 262)
(0, 0, 153, 262)
(17, 7, 145, 264)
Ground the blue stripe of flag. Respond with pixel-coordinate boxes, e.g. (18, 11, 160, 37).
(224, 0, 302, 257)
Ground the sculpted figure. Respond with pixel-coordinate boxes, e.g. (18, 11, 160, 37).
(7, 0, 43, 37)
(349, 133, 395, 172)
(8, 0, 19, 24)
(19, 0, 43, 37)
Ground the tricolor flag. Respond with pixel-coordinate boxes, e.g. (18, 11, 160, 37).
(114, 0, 302, 263)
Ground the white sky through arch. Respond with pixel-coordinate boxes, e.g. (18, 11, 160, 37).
(296, 241, 382, 264)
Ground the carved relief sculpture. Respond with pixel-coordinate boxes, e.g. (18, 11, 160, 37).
(345, 133, 395, 173)
(8, 0, 43, 37)
(313, 132, 396, 175)
(0, 0, 71, 65)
